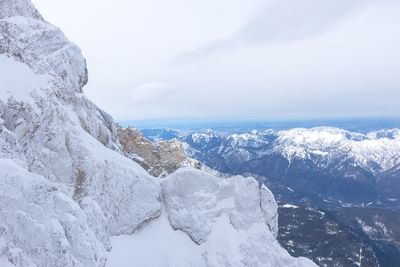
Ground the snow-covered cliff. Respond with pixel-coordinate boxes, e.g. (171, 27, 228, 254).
(0, 1, 316, 266)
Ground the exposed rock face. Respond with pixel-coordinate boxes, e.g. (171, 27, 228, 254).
(0, 1, 316, 267)
(118, 126, 200, 177)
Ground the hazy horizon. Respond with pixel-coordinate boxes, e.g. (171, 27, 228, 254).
(119, 116, 400, 133)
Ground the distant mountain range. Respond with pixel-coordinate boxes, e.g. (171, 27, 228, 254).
(136, 125, 400, 266)
(121, 118, 400, 134)
(185, 127, 400, 204)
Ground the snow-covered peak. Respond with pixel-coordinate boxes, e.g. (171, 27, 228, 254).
(276, 127, 400, 172)
(190, 130, 218, 143)
(278, 127, 349, 146)
(275, 127, 350, 160)
(227, 131, 269, 147)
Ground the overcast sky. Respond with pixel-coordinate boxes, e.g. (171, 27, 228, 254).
(32, 0, 400, 121)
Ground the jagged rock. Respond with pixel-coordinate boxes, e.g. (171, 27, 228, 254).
(118, 126, 200, 177)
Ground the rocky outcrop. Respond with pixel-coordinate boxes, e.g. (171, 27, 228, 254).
(118, 126, 200, 177)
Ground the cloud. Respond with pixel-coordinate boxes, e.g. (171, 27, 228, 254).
(174, 0, 373, 64)
(130, 82, 177, 104)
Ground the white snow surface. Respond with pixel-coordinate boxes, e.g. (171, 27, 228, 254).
(0, 1, 316, 266)
(107, 213, 314, 267)
(0, 55, 48, 105)
(107, 209, 204, 267)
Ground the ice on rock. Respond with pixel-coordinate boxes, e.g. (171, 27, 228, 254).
(0, 159, 106, 267)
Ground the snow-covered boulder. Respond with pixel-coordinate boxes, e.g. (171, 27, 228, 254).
(162, 168, 278, 243)
(160, 168, 314, 267)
